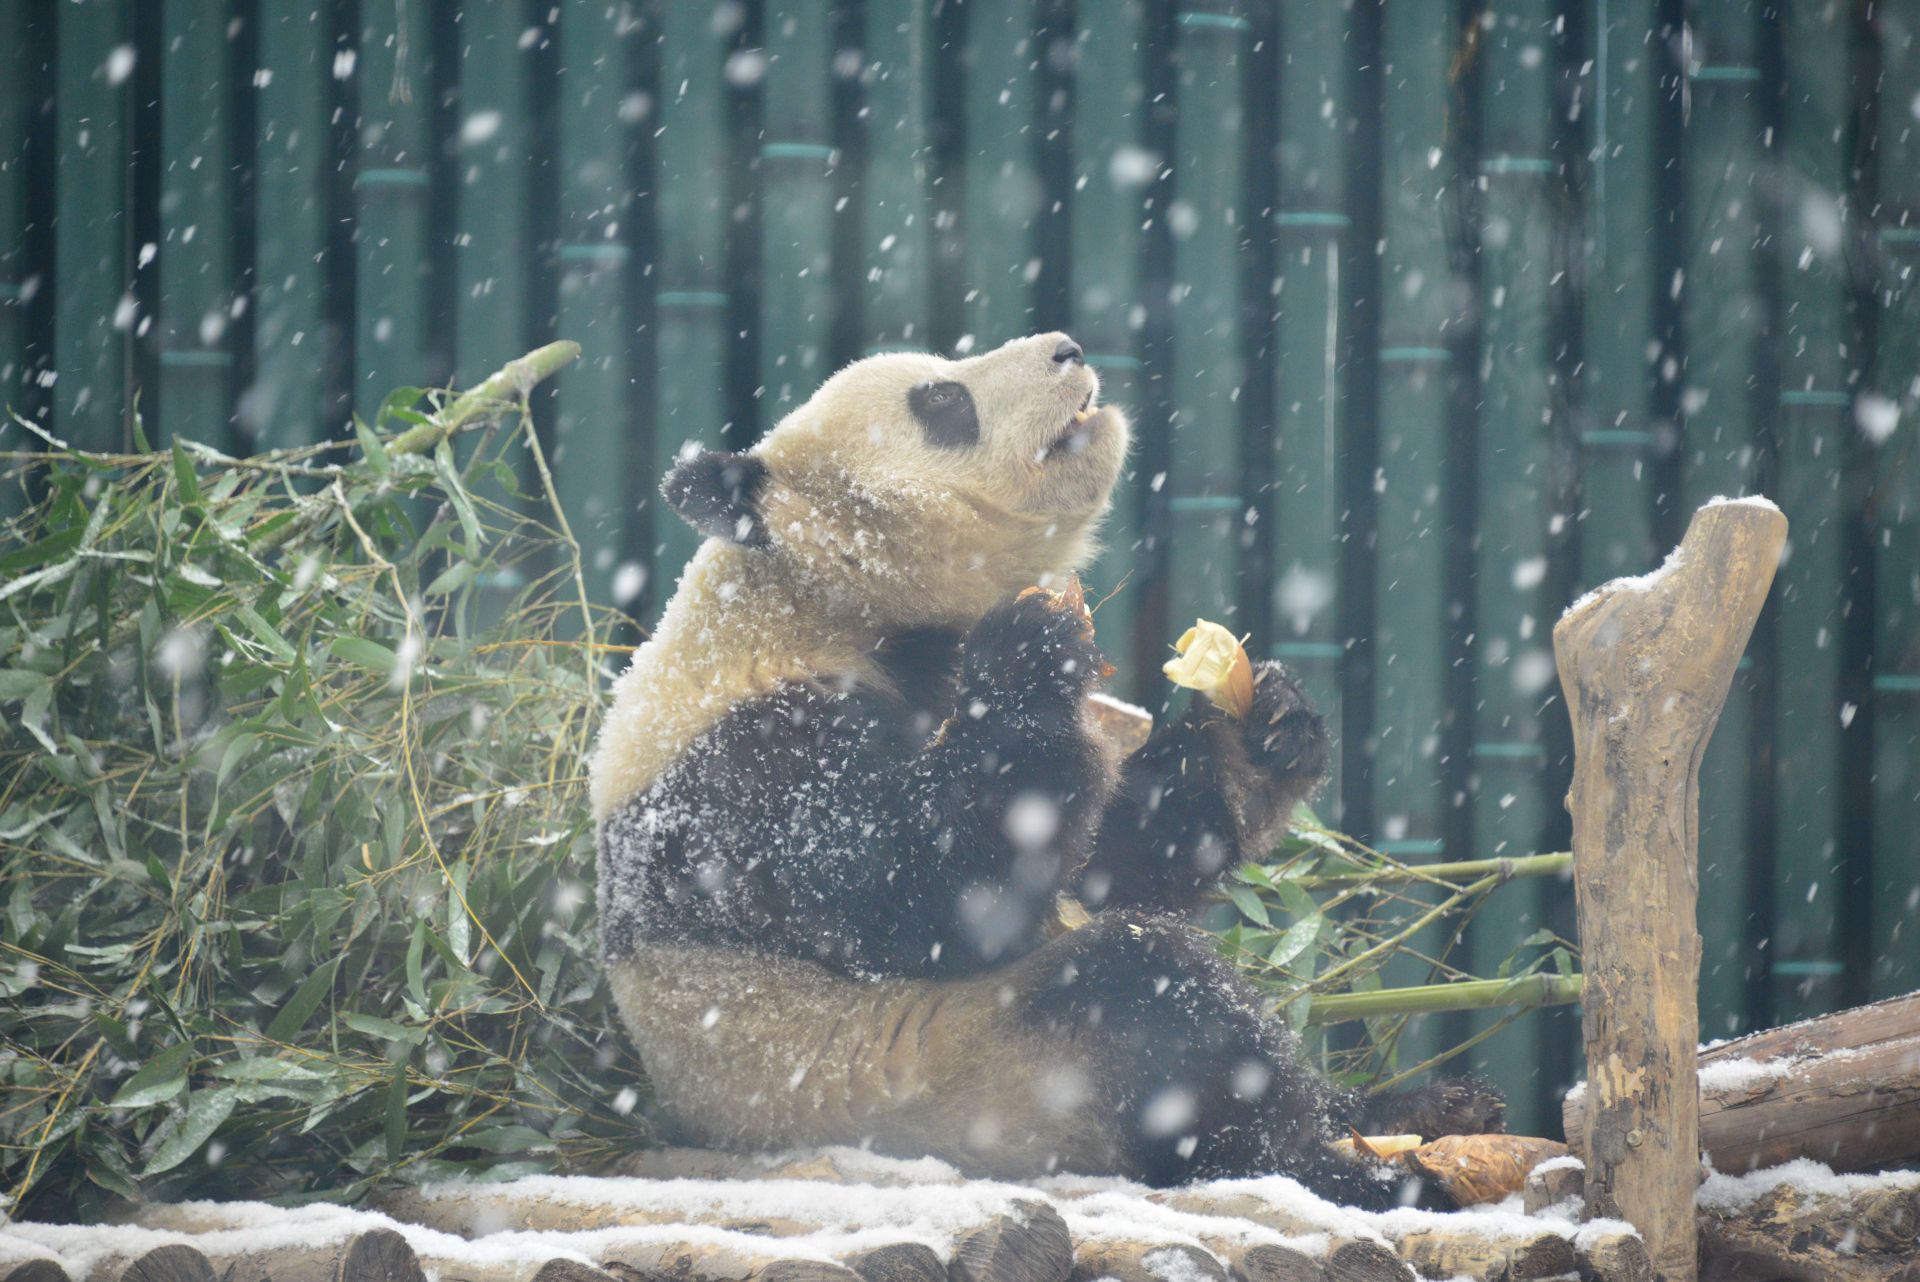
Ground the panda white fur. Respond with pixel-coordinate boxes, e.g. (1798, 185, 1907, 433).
(589, 333, 1501, 1200)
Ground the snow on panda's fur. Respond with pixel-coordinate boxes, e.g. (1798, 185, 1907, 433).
(590, 333, 1501, 1200)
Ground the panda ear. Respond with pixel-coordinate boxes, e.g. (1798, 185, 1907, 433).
(661, 447, 773, 548)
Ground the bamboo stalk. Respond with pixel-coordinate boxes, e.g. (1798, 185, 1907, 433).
(1304, 972, 1583, 1025)
(387, 342, 582, 456)
(1286, 852, 1570, 891)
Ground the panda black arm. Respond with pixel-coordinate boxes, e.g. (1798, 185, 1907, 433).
(1077, 661, 1330, 916)
(877, 589, 1116, 972)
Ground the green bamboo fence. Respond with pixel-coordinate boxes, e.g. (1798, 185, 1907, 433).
(4, 0, 1915, 1144)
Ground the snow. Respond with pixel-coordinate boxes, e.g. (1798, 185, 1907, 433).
(1695, 1158, 1920, 1214)
(1560, 543, 1684, 620)
(1562, 495, 1783, 621)
(1701, 493, 1782, 514)
(1695, 1055, 1796, 1095)
(0, 1149, 1646, 1279)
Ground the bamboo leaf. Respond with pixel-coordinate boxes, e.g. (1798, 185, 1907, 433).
(1226, 885, 1269, 927)
(108, 1043, 194, 1109)
(265, 957, 343, 1043)
(143, 1086, 237, 1175)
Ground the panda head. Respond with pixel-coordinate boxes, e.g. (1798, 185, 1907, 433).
(661, 332, 1130, 626)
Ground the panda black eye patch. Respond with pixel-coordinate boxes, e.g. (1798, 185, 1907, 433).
(908, 380, 980, 450)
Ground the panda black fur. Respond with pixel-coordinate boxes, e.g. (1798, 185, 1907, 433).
(590, 333, 1502, 1203)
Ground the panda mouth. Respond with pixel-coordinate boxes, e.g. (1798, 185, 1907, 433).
(1035, 392, 1100, 464)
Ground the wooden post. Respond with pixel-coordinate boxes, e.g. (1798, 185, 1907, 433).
(1553, 498, 1787, 1281)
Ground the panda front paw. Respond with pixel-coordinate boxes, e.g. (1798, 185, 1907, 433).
(963, 585, 1110, 711)
(1240, 660, 1332, 792)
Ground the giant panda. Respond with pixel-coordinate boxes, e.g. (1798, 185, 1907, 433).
(590, 332, 1501, 1203)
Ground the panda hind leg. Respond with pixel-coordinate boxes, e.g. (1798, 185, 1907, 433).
(1345, 1075, 1508, 1139)
(1014, 911, 1396, 1201)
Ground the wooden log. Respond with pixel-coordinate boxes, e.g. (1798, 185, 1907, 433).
(598, 1244, 856, 1282)
(1394, 1230, 1574, 1282)
(1574, 1234, 1651, 1282)
(838, 1245, 945, 1282)
(1319, 1242, 1409, 1282)
(1147, 1192, 1389, 1280)
(1697, 1178, 1920, 1282)
(1214, 1241, 1324, 1282)
(1521, 1159, 1585, 1214)
(377, 1186, 823, 1237)
(1552, 498, 1787, 1282)
(209, 1230, 425, 1282)
(4, 1262, 72, 1282)
(950, 1203, 1073, 1282)
(1562, 993, 1920, 1175)
(119, 1247, 212, 1282)
(1069, 1241, 1225, 1282)
(430, 1259, 620, 1282)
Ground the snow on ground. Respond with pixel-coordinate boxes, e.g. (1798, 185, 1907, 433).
(0, 1145, 1660, 1282)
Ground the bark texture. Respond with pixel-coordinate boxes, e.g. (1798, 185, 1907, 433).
(1553, 499, 1787, 1281)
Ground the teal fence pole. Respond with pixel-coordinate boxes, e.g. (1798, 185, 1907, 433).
(652, 0, 735, 600)
(1463, 0, 1561, 1139)
(961, 0, 1041, 345)
(451, 0, 536, 389)
(1682, 0, 1769, 1039)
(252, 5, 333, 449)
(552, 1, 640, 607)
(352, 0, 436, 420)
(859, 0, 934, 354)
(1365, 0, 1465, 1076)
(158, 0, 239, 448)
(1868, 4, 1920, 1002)
(1766, 0, 1857, 1023)
(1071, 0, 1149, 690)
(1, 0, 29, 477)
(54, 0, 134, 450)
(759, 3, 837, 429)
(1270, 0, 1355, 807)
(1164, 4, 1248, 647)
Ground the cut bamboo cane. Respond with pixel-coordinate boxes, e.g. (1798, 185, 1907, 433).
(1553, 498, 1788, 1282)
(1287, 853, 1571, 891)
(1303, 973, 1583, 1025)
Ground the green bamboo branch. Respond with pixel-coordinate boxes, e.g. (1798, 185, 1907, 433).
(1304, 972, 1584, 1025)
(389, 340, 583, 456)
(1290, 852, 1572, 891)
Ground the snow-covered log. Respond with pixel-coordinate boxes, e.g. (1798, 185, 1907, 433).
(1210, 1241, 1322, 1282)
(1553, 497, 1787, 1282)
(1695, 1165, 1920, 1282)
(595, 1240, 857, 1282)
(115, 1248, 211, 1282)
(950, 1204, 1072, 1282)
(1393, 1229, 1574, 1282)
(1562, 991, 1920, 1175)
(836, 1243, 946, 1282)
(1066, 1240, 1224, 1282)
(202, 1229, 423, 1282)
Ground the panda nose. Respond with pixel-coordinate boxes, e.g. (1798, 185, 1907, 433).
(1051, 337, 1085, 367)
